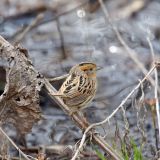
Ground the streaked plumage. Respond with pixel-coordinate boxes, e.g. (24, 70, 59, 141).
(57, 62, 97, 114)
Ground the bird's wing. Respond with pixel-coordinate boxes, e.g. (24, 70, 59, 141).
(60, 74, 95, 107)
(59, 73, 79, 97)
(65, 92, 93, 107)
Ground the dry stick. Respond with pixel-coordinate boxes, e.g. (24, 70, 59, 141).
(72, 65, 156, 160)
(0, 127, 31, 160)
(14, 13, 44, 44)
(44, 79, 122, 160)
(48, 74, 68, 82)
(147, 37, 160, 144)
(98, 0, 157, 90)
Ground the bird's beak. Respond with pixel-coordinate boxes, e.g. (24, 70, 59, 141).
(96, 66, 103, 71)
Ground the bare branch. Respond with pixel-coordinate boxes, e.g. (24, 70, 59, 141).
(48, 74, 69, 82)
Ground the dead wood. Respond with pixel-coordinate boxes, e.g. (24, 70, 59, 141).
(0, 37, 43, 134)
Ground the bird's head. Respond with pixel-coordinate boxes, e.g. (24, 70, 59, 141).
(78, 62, 97, 78)
(70, 62, 101, 78)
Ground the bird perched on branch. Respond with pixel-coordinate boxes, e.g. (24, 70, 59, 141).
(53, 62, 99, 115)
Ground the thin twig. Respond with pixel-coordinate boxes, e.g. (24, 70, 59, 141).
(0, 127, 31, 160)
(71, 133, 87, 160)
(71, 64, 156, 160)
(56, 18, 67, 59)
(147, 37, 160, 144)
(48, 74, 68, 82)
(136, 81, 147, 146)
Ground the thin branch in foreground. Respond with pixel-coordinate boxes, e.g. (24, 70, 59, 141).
(147, 37, 160, 145)
(0, 127, 31, 160)
(72, 64, 156, 160)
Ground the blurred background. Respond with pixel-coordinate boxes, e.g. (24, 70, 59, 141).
(0, 0, 160, 159)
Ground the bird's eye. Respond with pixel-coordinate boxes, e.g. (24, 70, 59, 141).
(90, 68, 93, 71)
(83, 69, 87, 72)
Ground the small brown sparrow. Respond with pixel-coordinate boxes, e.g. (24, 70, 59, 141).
(53, 62, 98, 115)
